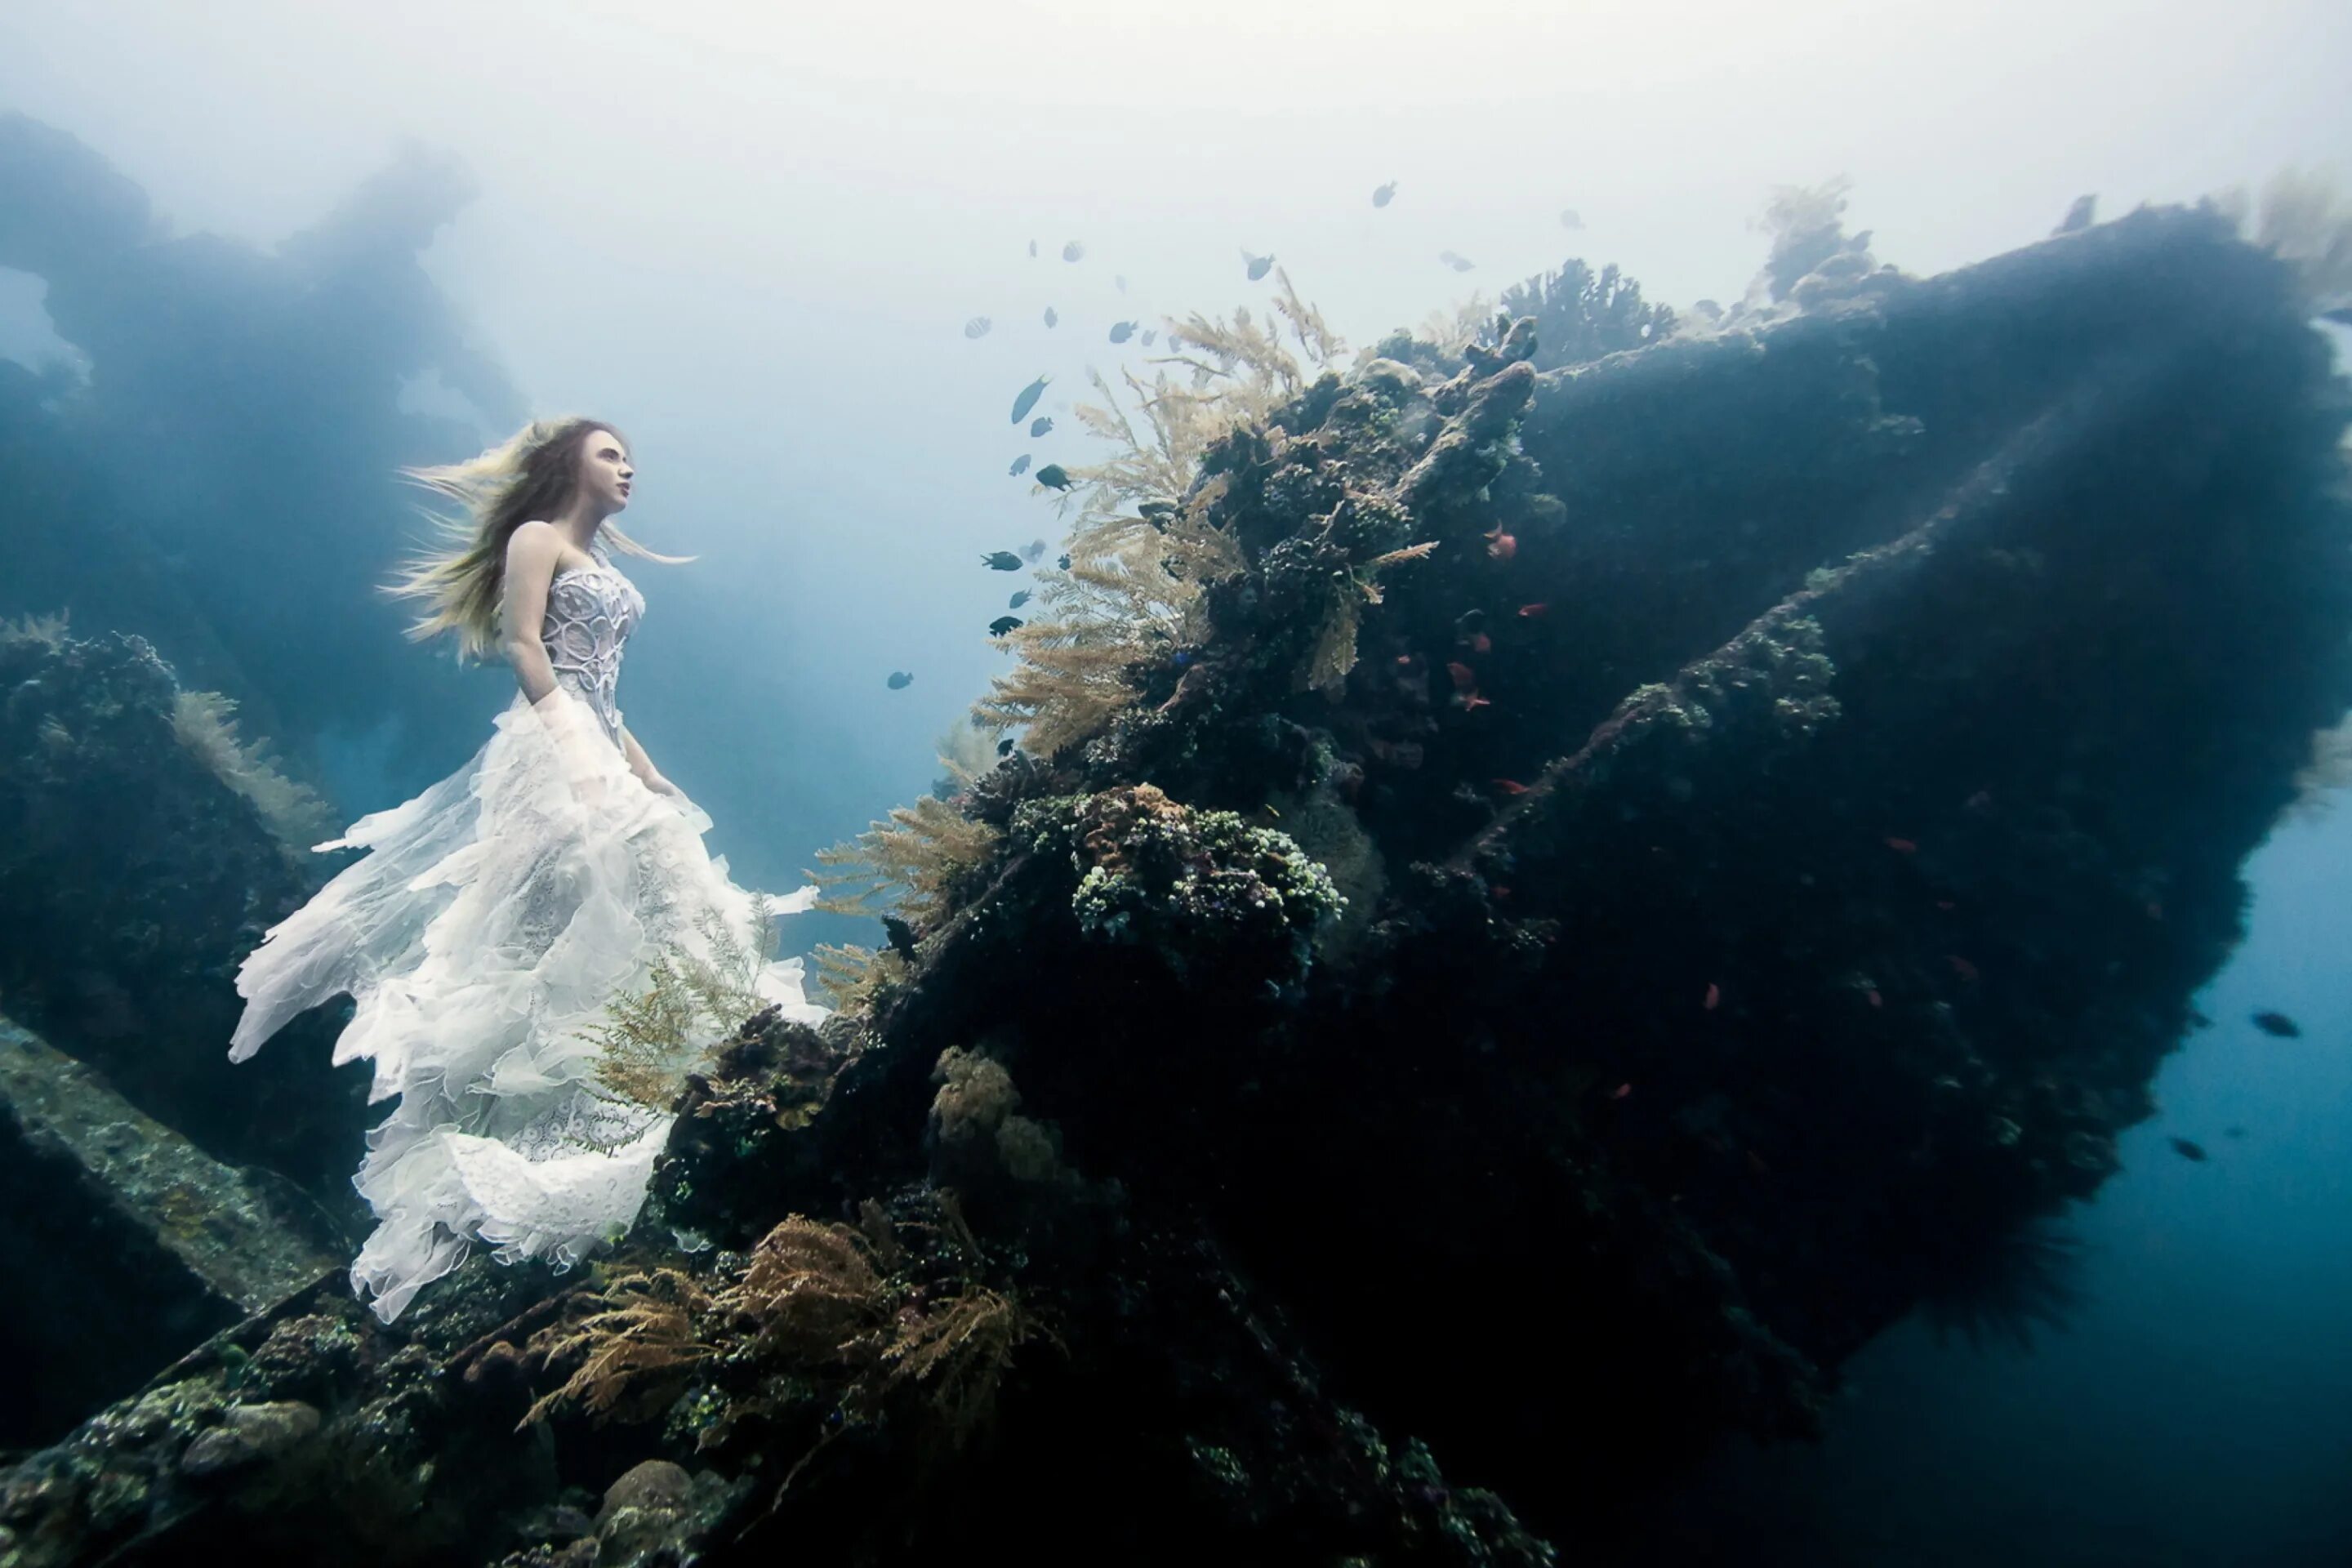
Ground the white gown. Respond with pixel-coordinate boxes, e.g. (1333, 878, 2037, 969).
(230, 541, 826, 1321)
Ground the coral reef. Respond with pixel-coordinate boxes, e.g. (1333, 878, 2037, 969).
(7, 203, 2348, 1566)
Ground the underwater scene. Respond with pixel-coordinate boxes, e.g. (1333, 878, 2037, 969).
(0, 4, 2347, 1564)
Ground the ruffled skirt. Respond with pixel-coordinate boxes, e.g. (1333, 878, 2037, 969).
(230, 688, 825, 1321)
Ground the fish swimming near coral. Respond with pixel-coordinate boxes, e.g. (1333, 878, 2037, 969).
(1440, 251, 1476, 272)
(997, 737, 1017, 757)
(989, 615, 1024, 636)
(1108, 321, 1137, 343)
(982, 551, 1024, 571)
(963, 316, 992, 339)
(1044, 306, 1058, 327)
(1022, 539, 1049, 563)
(1373, 180, 1396, 207)
(1010, 375, 1050, 424)
(2252, 1010, 2301, 1037)
(1009, 454, 1031, 477)
(2168, 1137, 2208, 1162)
(1062, 240, 1085, 262)
(1057, 554, 1071, 570)
(1486, 528, 1517, 560)
(1035, 463, 1075, 491)
(1241, 249, 1274, 281)
(1008, 590, 1031, 608)
(1116, 274, 1128, 292)
(886, 670, 913, 689)
(1140, 329, 1156, 346)
(1559, 208, 1584, 230)
(1030, 416, 1054, 438)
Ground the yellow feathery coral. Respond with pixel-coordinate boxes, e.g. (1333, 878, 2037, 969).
(519, 1267, 717, 1428)
(170, 689, 338, 853)
(933, 720, 1008, 789)
(973, 274, 1345, 759)
(810, 942, 906, 1015)
(1297, 540, 1440, 697)
(804, 796, 1001, 925)
(1418, 293, 1495, 359)
(588, 896, 777, 1110)
(0, 610, 71, 648)
(876, 1285, 1036, 1449)
(515, 1205, 1055, 1455)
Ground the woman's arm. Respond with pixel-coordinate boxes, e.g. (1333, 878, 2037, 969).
(500, 521, 564, 703)
(618, 724, 681, 799)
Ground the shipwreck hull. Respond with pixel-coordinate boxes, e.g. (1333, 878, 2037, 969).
(826, 206, 2352, 1530)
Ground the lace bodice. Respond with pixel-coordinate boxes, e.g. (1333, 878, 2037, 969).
(541, 541, 644, 743)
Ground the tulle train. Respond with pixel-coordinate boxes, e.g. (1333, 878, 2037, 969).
(231, 688, 824, 1321)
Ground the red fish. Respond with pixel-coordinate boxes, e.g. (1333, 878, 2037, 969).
(1946, 954, 1980, 982)
(1394, 653, 1414, 666)
(1490, 778, 1530, 795)
(1704, 982, 1721, 1010)
(1884, 836, 1918, 853)
(1517, 603, 1548, 618)
(1463, 693, 1492, 712)
(1468, 631, 1492, 653)
(1446, 661, 1477, 692)
(1486, 529, 1517, 561)
(1610, 1082, 1633, 1101)
(1866, 988, 1883, 1009)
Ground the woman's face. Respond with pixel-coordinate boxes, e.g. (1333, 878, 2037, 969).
(579, 429, 633, 514)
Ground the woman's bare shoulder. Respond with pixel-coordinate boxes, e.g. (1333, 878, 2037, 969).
(506, 519, 566, 567)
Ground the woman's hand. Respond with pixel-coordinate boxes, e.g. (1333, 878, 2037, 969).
(617, 725, 682, 803)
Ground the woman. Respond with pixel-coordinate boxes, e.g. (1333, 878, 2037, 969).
(230, 417, 826, 1323)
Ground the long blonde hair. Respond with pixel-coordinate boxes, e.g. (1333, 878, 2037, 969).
(387, 416, 687, 659)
